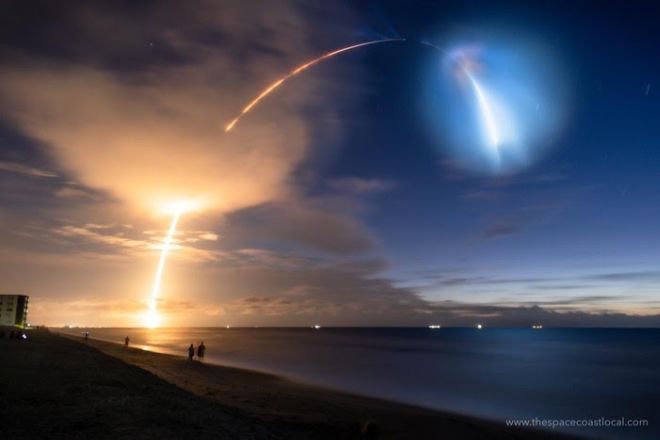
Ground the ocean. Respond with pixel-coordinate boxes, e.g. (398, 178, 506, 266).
(56, 327, 659, 439)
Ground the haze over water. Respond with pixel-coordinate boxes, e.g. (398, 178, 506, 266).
(59, 327, 659, 439)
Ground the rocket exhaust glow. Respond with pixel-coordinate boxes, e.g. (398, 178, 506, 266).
(423, 41, 503, 160)
(466, 73, 500, 150)
(145, 211, 181, 328)
(225, 38, 405, 132)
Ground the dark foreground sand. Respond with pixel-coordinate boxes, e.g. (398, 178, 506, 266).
(0, 330, 575, 439)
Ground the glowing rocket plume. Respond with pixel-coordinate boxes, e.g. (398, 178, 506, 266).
(145, 211, 182, 328)
(421, 41, 502, 156)
(466, 73, 500, 150)
(225, 38, 405, 132)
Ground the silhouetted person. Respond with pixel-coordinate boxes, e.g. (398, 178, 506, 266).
(84, 331, 89, 341)
(124, 336, 130, 347)
(197, 341, 206, 361)
(188, 343, 195, 361)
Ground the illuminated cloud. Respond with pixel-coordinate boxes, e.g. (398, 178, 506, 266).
(0, 1, 354, 216)
(1, 1, 657, 328)
(0, 161, 58, 178)
(226, 201, 377, 254)
(328, 177, 397, 194)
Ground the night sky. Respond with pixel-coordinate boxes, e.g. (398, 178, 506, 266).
(1, 0, 659, 326)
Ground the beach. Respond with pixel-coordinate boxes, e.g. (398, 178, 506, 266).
(0, 329, 575, 439)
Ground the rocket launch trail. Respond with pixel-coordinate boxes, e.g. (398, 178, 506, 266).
(145, 211, 181, 328)
(225, 38, 405, 132)
(465, 72, 501, 151)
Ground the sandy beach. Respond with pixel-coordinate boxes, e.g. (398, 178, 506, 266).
(0, 329, 576, 439)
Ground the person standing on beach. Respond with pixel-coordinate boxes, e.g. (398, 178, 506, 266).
(197, 341, 206, 361)
(188, 343, 195, 361)
(124, 336, 130, 347)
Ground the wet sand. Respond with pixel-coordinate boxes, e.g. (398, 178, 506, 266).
(1, 330, 576, 439)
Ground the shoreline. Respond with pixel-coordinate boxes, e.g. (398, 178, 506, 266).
(59, 331, 572, 439)
(2, 329, 577, 439)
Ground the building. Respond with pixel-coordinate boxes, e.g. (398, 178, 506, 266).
(0, 295, 29, 328)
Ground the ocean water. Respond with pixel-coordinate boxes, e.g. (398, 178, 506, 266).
(56, 327, 659, 439)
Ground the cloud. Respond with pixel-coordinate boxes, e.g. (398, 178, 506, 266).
(479, 223, 521, 240)
(585, 271, 660, 282)
(328, 177, 397, 194)
(53, 184, 104, 201)
(2, 2, 657, 328)
(496, 295, 629, 307)
(0, 161, 57, 178)
(55, 224, 147, 251)
(420, 303, 660, 327)
(227, 201, 376, 254)
(0, 1, 356, 216)
(198, 233, 219, 241)
(457, 167, 582, 242)
(8, 220, 224, 263)
(15, 239, 660, 326)
(419, 271, 660, 290)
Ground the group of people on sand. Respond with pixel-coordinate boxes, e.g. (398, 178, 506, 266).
(188, 341, 206, 361)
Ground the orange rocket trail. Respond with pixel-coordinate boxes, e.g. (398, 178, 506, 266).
(145, 211, 181, 328)
(225, 38, 405, 132)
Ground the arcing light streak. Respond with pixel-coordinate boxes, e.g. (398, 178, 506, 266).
(423, 38, 566, 174)
(225, 38, 405, 132)
(421, 42, 501, 152)
(466, 73, 500, 150)
(421, 41, 501, 156)
(145, 211, 182, 328)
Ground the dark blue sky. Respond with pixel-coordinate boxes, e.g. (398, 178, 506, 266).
(297, 0, 660, 316)
(0, 0, 659, 326)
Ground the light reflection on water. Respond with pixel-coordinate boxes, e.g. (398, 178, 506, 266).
(57, 327, 660, 440)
